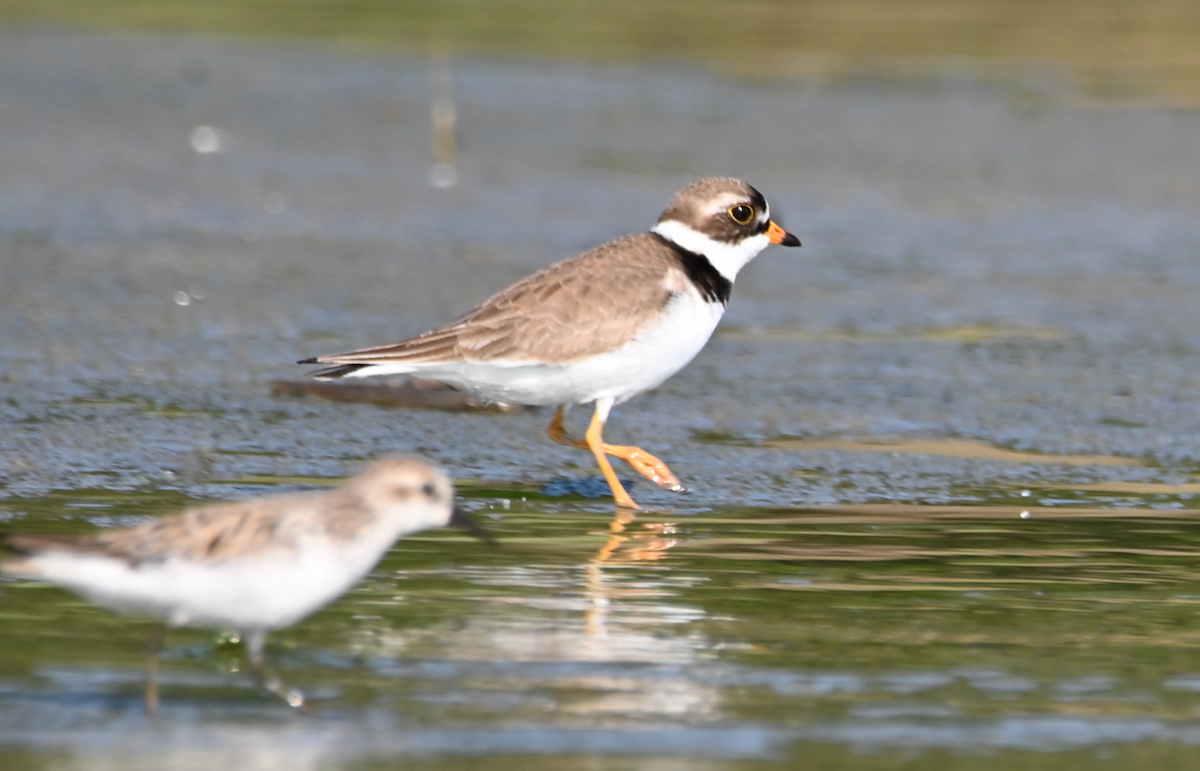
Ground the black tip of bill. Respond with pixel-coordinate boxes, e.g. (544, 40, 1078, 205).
(779, 232, 801, 248)
(450, 506, 498, 546)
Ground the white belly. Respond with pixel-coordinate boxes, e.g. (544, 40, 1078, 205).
(350, 292, 725, 406)
(26, 540, 382, 631)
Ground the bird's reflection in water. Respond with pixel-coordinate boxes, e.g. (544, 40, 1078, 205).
(584, 508, 682, 638)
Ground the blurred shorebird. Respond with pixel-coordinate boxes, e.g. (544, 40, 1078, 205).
(300, 178, 801, 509)
(2, 457, 490, 713)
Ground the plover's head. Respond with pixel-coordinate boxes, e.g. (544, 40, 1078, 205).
(351, 458, 492, 542)
(651, 177, 800, 281)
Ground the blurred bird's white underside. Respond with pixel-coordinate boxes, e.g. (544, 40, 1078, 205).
(16, 522, 416, 630)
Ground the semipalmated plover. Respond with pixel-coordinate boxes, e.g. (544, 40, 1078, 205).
(2, 457, 490, 712)
(300, 178, 801, 509)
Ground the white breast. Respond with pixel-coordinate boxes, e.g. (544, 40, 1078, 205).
(571, 285, 725, 405)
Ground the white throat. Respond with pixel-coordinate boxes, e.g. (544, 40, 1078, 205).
(652, 220, 771, 282)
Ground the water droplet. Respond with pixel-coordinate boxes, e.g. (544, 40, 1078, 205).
(1020, 510, 1031, 519)
(190, 125, 223, 154)
(173, 291, 192, 306)
(1019, 489, 1032, 497)
(286, 689, 305, 708)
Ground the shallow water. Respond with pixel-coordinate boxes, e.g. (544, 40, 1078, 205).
(10, 490, 1200, 769)
(4, 29, 1200, 769)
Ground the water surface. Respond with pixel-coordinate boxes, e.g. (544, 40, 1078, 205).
(9, 488, 1200, 769)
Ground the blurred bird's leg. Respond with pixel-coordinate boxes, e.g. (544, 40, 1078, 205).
(246, 630, 308, 712)
(144, 624, 167, 715)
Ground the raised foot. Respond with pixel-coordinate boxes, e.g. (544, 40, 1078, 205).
(257, 671, 309, 711)
(251, 651, 312, 713)
(604, 445, 686, 492)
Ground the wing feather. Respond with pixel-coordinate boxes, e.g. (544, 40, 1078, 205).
(311, 234, 685, 367)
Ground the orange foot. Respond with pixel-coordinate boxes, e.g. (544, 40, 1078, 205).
(602, 444, 685, 492)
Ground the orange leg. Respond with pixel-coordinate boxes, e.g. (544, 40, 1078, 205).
(546, 401, 685, 509)
(584, 399, 639, 509)
(547, 405, 587, 449)
(145, 624, 166, 715)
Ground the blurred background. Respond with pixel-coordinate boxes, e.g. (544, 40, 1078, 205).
(2, 0, 1200, 103)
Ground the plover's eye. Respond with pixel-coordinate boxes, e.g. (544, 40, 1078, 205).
(421, 483, 438, 498)
(728, 204, 754, 225)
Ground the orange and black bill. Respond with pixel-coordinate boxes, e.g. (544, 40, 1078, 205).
(767, 221, 801, 247)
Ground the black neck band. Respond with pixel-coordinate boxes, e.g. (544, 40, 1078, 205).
(652, 233, 732, 305)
